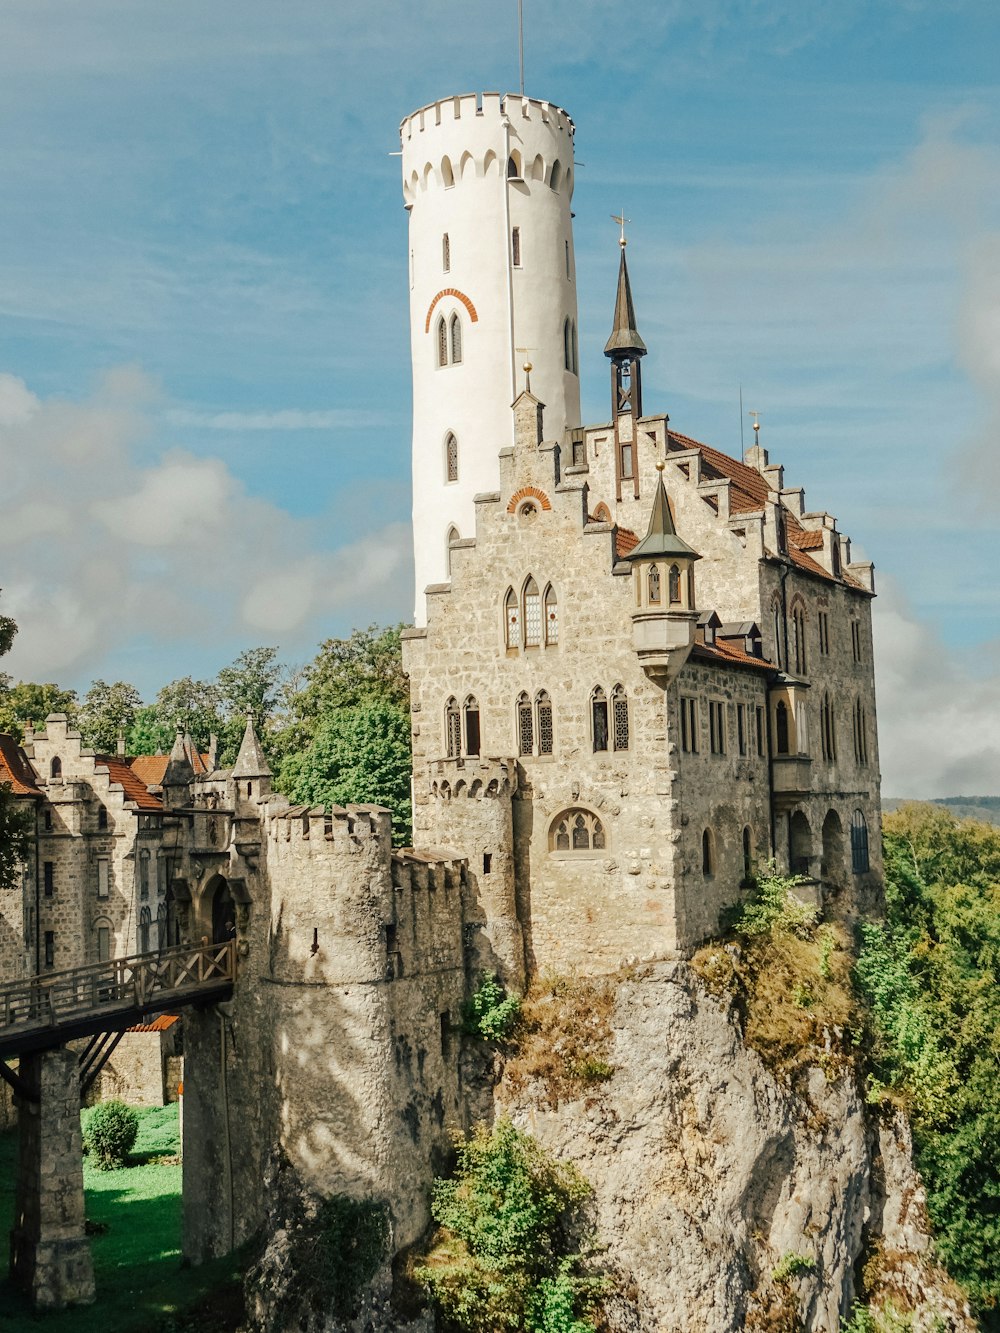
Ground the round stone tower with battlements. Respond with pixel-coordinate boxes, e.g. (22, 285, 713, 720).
(401, 91, 582, 620)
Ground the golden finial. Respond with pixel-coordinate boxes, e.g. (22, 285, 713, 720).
(523, 360, 533, 393)
(655, 459, 665, 473)
(611, 210, 630, 247)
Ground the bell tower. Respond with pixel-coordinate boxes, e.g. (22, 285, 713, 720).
(604, 232, 647, 501)
(400, 93, 582, 622)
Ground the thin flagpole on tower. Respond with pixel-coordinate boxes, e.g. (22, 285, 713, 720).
(518, 0, 525, 95)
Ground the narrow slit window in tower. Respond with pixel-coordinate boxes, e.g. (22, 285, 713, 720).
(450, 315, 462, 364)
(464, 697, 481, 757)
(446, 432, 458, 482)
(511, 227, 521, 267)
(544, 585, 558, 645)
(437, 316, 448, 367)
(442, 232, 450, 272)
(592, 687, 609, 752)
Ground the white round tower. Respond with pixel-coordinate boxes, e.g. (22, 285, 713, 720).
(400, 92, 582, 622)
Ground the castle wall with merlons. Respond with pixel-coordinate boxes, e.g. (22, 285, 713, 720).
(182, 799, 468, 1263)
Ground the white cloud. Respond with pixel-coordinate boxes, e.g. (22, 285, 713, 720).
(874, 577, 1000, 799)
(0, 370, 411, 689)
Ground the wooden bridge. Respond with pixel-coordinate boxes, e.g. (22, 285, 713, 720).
(0, 940, 236, 1097)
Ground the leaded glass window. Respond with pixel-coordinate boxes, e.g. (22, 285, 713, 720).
(517, 694, 533, 756)
(445, 698, 461, 757)
(549, 809, 606, 854)
(536, 692, 553, 755)
(668, 564, 681, 604)
(437, 317, 448, 367)
(544, 585, 558, 645)
(523, 578, 541, 647)
(450, 314, 462, 364)
(612, 685, 629, 751)
(851, 810, 869, 873)
(648, 565, 661, 603)
(446, 433, 458, 482)
(505, 589, 519, 649)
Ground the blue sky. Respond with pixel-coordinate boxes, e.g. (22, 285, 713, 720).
(1, 1, 998, 796)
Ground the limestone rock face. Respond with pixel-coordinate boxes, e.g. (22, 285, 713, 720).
(496, 962, 973, 1333)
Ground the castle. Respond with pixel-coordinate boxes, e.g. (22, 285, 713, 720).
(1, 89, 882, 1312)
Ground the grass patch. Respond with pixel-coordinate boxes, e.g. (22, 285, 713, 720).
(502, 973, 617, 1107)
(0, 1103, 246, 1333)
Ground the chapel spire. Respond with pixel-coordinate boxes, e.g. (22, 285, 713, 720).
(604, 231, 646, 498)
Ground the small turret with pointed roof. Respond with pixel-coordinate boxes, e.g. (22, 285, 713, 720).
(231, 708, 272, 781)
(604, 244, 647, 361)
(161, 725, 194, 809)
(626, 463, 701, 683)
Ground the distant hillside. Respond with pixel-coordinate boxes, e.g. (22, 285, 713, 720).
(882, 795, 1000, 826)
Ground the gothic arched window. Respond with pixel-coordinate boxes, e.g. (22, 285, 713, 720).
(446, 525, 460, 576)
(442, 232, 451, 271)
(668, 564, 681, 605)
(592, 687, 609, 753)
(450, 314, 462, 364)
(772, 602, 784, 669)
(139, 850, 150, 901)
(612, 685, 629, 752)
(138, 905, 151, 954)
(536, 691, 553, 755)
(647, 564, 661, 604)
(464, 696, 481, 757)
(437, 316, 448, 367)
(544, 584, 558, 646)
(775, 700, 790, 755)
(702, 828, 716, 877)
(549, 808, 605, 854)
(50, 757, 62, 778)
(517, 692, 533, 756)
(445, 432, 459, 482)
(504, 588, 519, 650)
(792, 604, 807, 674)
(445, 697, 461, 758)
(523, 577, 541, 647)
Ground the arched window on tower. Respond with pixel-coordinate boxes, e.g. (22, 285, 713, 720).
(450, 314, 462, 364)
(550, 159, 562, 191)
(775, 700, 790, 755)
(445, 697, 461, 758)
(792, 604, 807, 674)
(742, 826, 753, 886)
(442, 232, 450, 272)
(702, 829, 716, 877)
(592, 686, 609, 752)
(523, 577, 541, 647)
(464, 696, 481, 757)
(507, 151, 521, 179)
(50, 757, 62, 779)
(504, 588, 519, 650)
(821, 692, 837, 762)
(543, 584, 558, 645)
(516, 692, 534, 756)
(437, 316, 448, 367)
(612, 685, 629, 751)
(138, 906, 151, 954)
(668, 564, 681, 605)
(445, 432, 458, 482)
(648, 564, 661, 604)
(564, 318, 572, 372)
(536, 691, 553, 755)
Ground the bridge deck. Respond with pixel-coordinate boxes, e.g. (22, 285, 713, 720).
(0, 941, 236, 1061)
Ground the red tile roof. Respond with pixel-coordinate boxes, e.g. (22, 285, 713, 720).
(667, 430, 848, 586)
(615, 526, 639, 558)
(95, 756, 163, 811)
(692, 639, 777, 673)
(129, 749, 210, 787)
(0, 735, 40, 796)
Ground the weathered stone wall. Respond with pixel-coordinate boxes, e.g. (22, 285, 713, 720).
(182, 801, 469, 1264)
(11, 1047, 95, 1311)
(89, 1028, 174, 1107)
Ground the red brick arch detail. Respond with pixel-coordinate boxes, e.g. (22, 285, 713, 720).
(425, 288, 479, 333)
(506, 486, 553, 514)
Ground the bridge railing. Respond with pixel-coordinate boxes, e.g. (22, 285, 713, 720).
(0, 940, 236, 1037)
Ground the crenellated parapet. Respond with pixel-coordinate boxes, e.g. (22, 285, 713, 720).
(426, 755, 518, 801)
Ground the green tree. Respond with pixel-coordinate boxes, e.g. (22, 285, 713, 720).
(77, 679, 144, 753)
(215, 646, 284, 765)
(126, 704, 174, 756)
(290, 624, 409, 724)
(854, 804, 1000, 1320)
(149, 676, 224, 753)
(415, 1119, 604, 1333)
(279, 698, 412, 845)
(0, 680, 79, 742)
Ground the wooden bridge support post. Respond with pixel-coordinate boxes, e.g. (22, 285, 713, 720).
(9, 1047, 95, 1309)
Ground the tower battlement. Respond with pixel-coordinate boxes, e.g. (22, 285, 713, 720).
(263, 800, 393, 850)
(427, 755, 518, 799)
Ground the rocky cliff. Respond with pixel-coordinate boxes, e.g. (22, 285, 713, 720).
(494, 961, 972, 1333)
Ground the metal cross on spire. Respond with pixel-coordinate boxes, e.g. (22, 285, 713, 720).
(611, 210, 631, 247)
(748, 410, 762, 439)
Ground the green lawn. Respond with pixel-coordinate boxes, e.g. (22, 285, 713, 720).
(0, 1104, 247, 1332)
